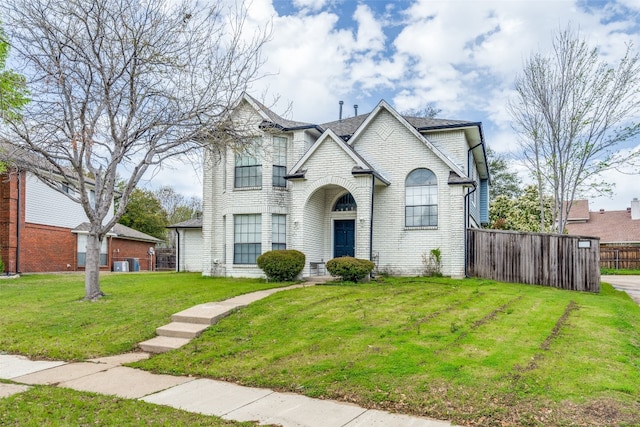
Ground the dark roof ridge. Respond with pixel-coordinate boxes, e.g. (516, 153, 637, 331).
(244, 93, 315, 131)
(243, 93, 482, 139)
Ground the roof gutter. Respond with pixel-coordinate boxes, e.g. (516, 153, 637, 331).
(416, 121, 482, 132)
(259, 121, 324, 134)
(351, 168, 391, 186)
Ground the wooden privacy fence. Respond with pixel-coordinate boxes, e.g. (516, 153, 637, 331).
(600, 246, 640, 270)
(155, 248, 176, 271)
(467, 229, 600, 292)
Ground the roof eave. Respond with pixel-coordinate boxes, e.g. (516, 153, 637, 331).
(351, 168, 391, 186)
(416, 121, 482, 132)
(259, 121, 323, 135)
(284, 170, 306, 180)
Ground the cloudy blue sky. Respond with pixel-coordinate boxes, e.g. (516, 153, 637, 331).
(156, 0, 640, 211)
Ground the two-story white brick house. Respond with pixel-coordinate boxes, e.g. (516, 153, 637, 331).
(202, 94, 489, 278)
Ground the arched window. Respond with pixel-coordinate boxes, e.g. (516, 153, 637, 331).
(405, 169, 437, 227)
(333, 193, 356, 211)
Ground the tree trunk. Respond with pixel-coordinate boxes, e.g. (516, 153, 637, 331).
(84, 232, 104, 300)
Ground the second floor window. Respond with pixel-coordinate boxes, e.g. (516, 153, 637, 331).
(235, 146, 262, 188)
(406, 168, 438, 227)
(272, 136, 287, 188)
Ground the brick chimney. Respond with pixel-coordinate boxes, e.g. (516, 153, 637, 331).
(632, 198, 640, 220)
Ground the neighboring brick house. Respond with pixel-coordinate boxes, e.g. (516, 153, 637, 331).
(0, 168, 162, 273)
(566, 198, 640, 246)
(166, 218, 203, 272)
(202, 94, 490, 278)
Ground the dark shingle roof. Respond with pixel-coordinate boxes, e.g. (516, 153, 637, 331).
(320, 114, 478, 140)
(447, 171, 476, 186)
(112, 223, 163, 242)
(244, 94, 315, 130)
(241, 94, 481, 139)
(320, 115, 369, 138)
(73, 222, 163, 243)
(404, 116, 479, 130)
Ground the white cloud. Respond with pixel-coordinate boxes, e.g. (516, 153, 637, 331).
(617, 0, 640, 10)
(589, 166, 640, 211)
(157, 0, 640, 211)
(138, 157, 203, 199)
(292, 0, 329, 13)
(352, 4, 385, 51)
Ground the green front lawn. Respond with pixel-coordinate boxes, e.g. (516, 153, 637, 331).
(0, 272, 284, 360)
(133, 277, 640, 427)
(2, 273, 639, 426)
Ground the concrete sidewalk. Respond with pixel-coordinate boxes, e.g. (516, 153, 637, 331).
(601, 275, 640, 304)
(0, 353, 455, 427)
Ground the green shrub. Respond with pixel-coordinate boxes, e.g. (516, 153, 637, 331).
(257, 250, 305, 282)
(325, 256, 375, 282)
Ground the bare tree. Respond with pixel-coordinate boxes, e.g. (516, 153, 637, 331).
(509, 27, 640, 233)
(1, 0, 269, 299)
(402, 104, 441, 119)
(155, 185, 202, 224)
(155, 185, 202, 248)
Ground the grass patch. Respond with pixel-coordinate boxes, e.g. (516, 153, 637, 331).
(0, 272, 285, 360)
(0, 386, 263, 426)
(601, 268, 640, 275)
(3, 273, 640, 425)
(134, 277, 640, 426)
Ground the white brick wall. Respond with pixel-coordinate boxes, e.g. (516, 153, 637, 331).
(203, 100, 479, 278)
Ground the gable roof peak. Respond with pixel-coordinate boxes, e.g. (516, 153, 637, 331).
(319, 99, 480, 140)
(237, 92, 316, 131)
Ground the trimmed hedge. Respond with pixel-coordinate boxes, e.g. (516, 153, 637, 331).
(326, 256, 375, 282)
(257, 250, 305, 282)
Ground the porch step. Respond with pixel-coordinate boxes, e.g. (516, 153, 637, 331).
(139, 336, 191, 354)
(156, 322, 209, 339)
(138, 283, 320, 354)
(171, 303, 241, 325)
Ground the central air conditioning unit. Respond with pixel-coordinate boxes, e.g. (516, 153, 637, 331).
(113, 261, 129, 272)
(127, 258, 140, 272)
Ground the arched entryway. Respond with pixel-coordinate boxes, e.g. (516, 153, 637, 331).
(300, 185, 359, 268)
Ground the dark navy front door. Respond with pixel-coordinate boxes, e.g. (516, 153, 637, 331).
(334, 220, 355, 258)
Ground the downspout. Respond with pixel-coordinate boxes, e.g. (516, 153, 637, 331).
(176, 229, 180, 272)
(369, 175, 375, 274)
(464, 143, 482, 278)
(16, 171, 21, 274)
